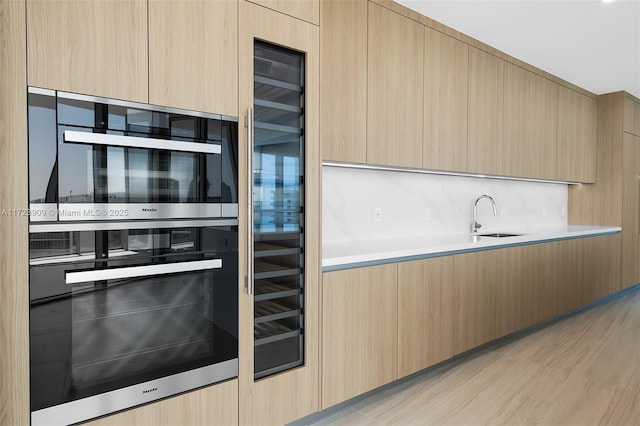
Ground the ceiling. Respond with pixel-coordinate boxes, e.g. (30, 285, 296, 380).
(395, 0, 640, 99)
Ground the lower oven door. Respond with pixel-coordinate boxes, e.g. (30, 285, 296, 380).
(29, 224, 238, 425)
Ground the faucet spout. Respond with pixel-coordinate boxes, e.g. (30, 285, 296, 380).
(472, 194, 497, 234)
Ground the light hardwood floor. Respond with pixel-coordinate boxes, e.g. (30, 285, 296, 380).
(307, 287, 640, 425)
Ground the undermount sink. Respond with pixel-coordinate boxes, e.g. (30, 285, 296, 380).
(476, 232, 523, 238)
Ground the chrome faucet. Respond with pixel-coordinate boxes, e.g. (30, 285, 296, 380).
(472, 195, 497, 234)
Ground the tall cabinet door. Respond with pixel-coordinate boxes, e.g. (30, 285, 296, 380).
(239, 2, 320, 425)
(622, 133, 640, 289)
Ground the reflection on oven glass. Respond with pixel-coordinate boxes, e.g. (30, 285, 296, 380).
(70, 273, 210, 389)
(29, 225, 239, 415)
(28, 92, 58, 204)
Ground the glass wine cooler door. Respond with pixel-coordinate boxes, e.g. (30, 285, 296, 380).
(252, 41, 305, 379)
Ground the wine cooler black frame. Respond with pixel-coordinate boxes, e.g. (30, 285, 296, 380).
(252, 40, 306, 379)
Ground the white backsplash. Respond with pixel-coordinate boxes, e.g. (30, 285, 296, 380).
(323, 165, 568, 244)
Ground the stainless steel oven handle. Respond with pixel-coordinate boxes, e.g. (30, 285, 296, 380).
(65, 259, 222, 284)
(246, 107, 254, 296)
(64, 130, 221, 155)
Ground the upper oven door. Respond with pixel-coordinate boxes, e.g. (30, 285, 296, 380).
(27, 88, 238, 222)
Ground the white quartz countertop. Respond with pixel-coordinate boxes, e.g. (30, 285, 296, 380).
(322, 225, 621, 272)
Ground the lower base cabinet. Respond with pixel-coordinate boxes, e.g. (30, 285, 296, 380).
(398, 256, 455, 377)
(496, 235, 620, 338)
(82, 379, 238, 426)
(451, 250, 498, 354)
(497, 243, 561, 337)
(397, 251, 499, 377)
(321, 264, 398, 409)
(323, 234, 623, 411)
(555, 235, 621, 313)
(555, 239, 587, 313)
(582, 234, 622, 304)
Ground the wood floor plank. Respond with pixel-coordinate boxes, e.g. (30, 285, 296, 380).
(606, 365, 640, 426)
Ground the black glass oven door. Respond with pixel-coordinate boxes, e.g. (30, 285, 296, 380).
(29, 226, 238, 416)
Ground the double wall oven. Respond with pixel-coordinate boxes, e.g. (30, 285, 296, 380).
(27, 88, 239, 425)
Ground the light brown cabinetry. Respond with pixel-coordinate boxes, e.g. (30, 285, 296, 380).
(238, 2, 321, 425)
(248, 0, 319, 25)
(1, 1, 29, 424)
(452, 250, 497, 354)
(320, 0, 367, 163)
(320, 1, 596, 183)
(367, 2, 424, 168)
(555, 239, 586, 313)
(497, 244, 548, 337)
(496, 246, 535, 336)
(568, 94, 624, 227)
(423, 28, 468, 172)
(582, 234, 622, 303)
(322, 264, 398, 408)
(503, 63, 558, 180)
(26, 0, 148, 102)
(622, 133, 640, 288)
(149, 0, 238, 116)
(398, 257, 455, 377)
(624, 96, 640, 137)
(569, 93, 638, 290)
(467, 47, 504, 175)
(495, 235, 620, 329)
(556, 86, 597, 183)
(532, 241, 565, 320)
(83, 379, 239, 426)
(555, 234, 622, 313)
(329, 234, 622, 417)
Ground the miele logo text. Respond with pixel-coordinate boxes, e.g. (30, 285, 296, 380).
(142, 387, 158, 394)
(142, 208, 158, 212)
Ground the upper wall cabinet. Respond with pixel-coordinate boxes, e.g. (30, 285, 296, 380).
(556, 86, 597, 183)
(367, 3, 424, 168)
(320, 0, 367, 163)
(27, 0, 148, 103)
(624, 96, 640, 137)
(467, 47, 504, 176)
(503, 63, 558, 180)
(247, 0, 319, 25)
(423, 27, 468, 172)
(149, 0, 238, 116)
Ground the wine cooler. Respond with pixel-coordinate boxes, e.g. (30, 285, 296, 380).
(249, 41, 306, 379)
